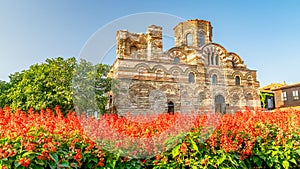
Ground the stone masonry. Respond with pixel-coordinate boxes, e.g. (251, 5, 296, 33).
(107, 19, 260, 115)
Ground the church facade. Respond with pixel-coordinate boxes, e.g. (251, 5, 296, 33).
(107, 19, 260, 115)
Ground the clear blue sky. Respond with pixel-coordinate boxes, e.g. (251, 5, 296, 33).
(1, 0, 300, 86)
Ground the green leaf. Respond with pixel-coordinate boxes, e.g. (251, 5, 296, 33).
(253, 156, 262, 167)
(49, 163, 56, 169)
(226, 155, 238, 167)
(58, 161, 69, 168)
(266, 159, 273, 167)
(172, 144, 181, 158)
(70, 162, 79, 168)
(87, 163, 93, 168)
(217, 154, 226, 165)
(190, 139, 199, 152)
(33, 165, 44, 169)
(88, 157, 98, 163)
(282, 160, 289, 169)
(289, 158, 297, 165)
(46, 160, 58, 169)
(14, 160, 21, 168)
(34, 159, 45, 166)
(57, 150, 68, 155)
(50, 153, 59, 163)
(22, 151, 36, 157)
(272, 150, 278, 156)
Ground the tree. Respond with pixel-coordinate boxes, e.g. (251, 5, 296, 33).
(0, 80, 10, 108)
(95, 63, 112, 114)
(72, 59, 112, 115)
(0, 57, 111, 115)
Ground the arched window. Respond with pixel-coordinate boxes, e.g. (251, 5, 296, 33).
(208, 55, 210, 65)
(211, 55, 214, 65)
(247, 76, 253, 83)
(231, 61, 235, 68)
(167, 101, 174, 114)
(174, 57, 180, 64)
(212, 74, 217, 85)
(199, 33, 205, 46)
(188, 72, 195, 83)
(215, 55, 219, 65)
(235, 76, 241, 85)
(109, 95, 113, 106)
(186, 33, 192, 46)
(172, 71, 179, 80)
(245, 93, 253, 100)
(215, 95, 225, 113)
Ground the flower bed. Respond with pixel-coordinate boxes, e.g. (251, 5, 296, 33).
(0, 107, 299, 168)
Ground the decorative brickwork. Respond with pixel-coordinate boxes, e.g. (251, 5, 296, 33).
(107, 19, 260, 115)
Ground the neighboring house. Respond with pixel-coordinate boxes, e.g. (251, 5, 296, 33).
(260, 82, 300, 110)
(273, 83, 300, 109)
(107, 19, 260, 115)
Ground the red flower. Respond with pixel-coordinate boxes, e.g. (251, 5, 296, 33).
(155, 155, 161, 160)
(74, 149, 82, 161)
(98, 158, 105, 167)
(51, 146, 56, 153)
(0, 165, 8, 169)
(24, 143, 35, 151)
(180, 142, 188, 154)
(18, 157, 30, 167)
(202, 158, 208, 165)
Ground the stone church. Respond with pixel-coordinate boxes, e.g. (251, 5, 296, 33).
(107, 19, 260, 115)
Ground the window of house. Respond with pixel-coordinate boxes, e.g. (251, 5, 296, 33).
(167, 101, 174, 114)
(199, 33, 205, 46)
(212, 74, 217, 85)
(172, 71, 179, 80)
(267, 97, 274, 109)
(188, 72, 195, 83)
(186, 33, 192, 46)
(211, 55, 214, 65)
(247, 76, 252, 81)
(109, 95, 113, 106)
(281, 92, 287, 101)
(208, 55, 210, 65)
(293, 90, 299, 100)
(215, 54, 219, 65)
(174, 57, 180, 64)
(235, 76, 240, 85)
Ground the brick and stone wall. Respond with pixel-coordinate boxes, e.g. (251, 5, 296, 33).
(107, 19, 260, 115)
